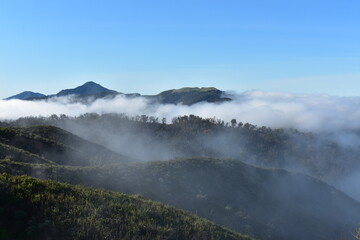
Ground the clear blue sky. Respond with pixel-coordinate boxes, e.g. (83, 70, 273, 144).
(0, 0, 359, 98)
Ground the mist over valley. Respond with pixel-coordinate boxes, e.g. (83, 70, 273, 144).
(0, 82, 360, 240)
(2, 0, 359, 238)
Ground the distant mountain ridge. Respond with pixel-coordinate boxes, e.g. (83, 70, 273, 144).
(4, 91, 46, 100)
(5, 82, 231, 105)
(152, 87, 231, 105)
(56, 81, 118, 96)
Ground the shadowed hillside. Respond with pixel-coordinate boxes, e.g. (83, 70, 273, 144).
(1, 155, 359, 240)
(0, 124, 359, 240)
(0, 126, 133, 166)
(6, 113, 360, 184)
(0, 174, 248, 240)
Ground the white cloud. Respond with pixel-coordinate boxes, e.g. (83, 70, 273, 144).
(1, 91, 360, 132)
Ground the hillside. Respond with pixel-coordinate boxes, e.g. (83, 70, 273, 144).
(11, 113, 359, 184)
(60, 158, 360, 240)
(149, 87, 231, 105)
(0, 174, 248, 240)
(1, 155, 359, 240)
(1, 125, 359, 240)
(0, 125, 132, 166)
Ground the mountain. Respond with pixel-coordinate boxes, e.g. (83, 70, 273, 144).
(56, 81, 118, 97)
(149, 87, 231, 105)
(1, 125, 359, 240)
(0, 174, 249, 240)
(5, 82, 232, 105)
(4, 91, 46, 100)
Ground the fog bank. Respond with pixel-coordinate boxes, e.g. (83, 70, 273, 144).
(2, 91, 360, 132)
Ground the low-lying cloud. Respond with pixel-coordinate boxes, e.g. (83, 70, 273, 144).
(2, 91, 360, 132)
(2, 91, 360, 202)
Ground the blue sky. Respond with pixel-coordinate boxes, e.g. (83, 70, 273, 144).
(0, 0, 359, 98)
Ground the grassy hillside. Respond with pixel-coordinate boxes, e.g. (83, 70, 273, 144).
(1, 125, 359, 240)
(94, 158, 360, 240)
(2, 157, 359, 240)
(0, 143, 53, 165)
(10, 113, 359, 183)
(0, 174, 249, 240)
(0, 126, 132, 166)
(151, 87, 231, 105)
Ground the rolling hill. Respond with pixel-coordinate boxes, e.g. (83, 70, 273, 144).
(0, 125, 359, 240)
(148, 87, 232, 105)
(0, 125, 133, 166)
(2, 157, 359, 240)
(0, 173, 248, 240)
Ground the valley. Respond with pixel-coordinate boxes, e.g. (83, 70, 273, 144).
(0, 116, 359, 240)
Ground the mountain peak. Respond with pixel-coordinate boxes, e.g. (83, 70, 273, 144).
(82, 81, 100, 87)
(171, 87, 220, 93)
(56, 82, 118, 97)
(4, 91, 46, 100)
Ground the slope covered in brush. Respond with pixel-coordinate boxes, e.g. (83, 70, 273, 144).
(0, 174, 248, 240)
(0, 126, 132, 166)
(1, 125, 359, 240)
(2, 156, 359, 240)
(93, 158, 360, 240)
(149, 87, 231, 105)
(7, 114, 360, 183)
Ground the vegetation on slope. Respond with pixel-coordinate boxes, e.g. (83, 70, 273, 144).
(1, 156, 359, 240)
(1, 122, 360, 240)
(355, 227, 360, 240)
(0, 126, 132, 166)
(96, 158, 360, 240)
(152, 87, 231, 105)
(0, 143, 53, 164)
(0, 173, 248, 240)
(5, 113, 359, 182)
